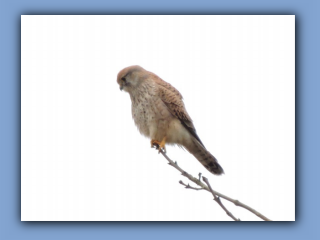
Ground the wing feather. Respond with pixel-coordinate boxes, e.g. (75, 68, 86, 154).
(153, 76, 205, 148)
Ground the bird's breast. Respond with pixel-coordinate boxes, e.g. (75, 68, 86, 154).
(130, 88, 158, 137)
(130, 84, 173, 140)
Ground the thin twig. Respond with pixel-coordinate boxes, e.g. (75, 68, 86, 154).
(179, 180, 205, 191)
(153, 144, 272, 221)
(203, 176, 240, 221)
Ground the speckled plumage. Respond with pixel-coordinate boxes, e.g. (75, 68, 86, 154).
(117, 65, 224, 175)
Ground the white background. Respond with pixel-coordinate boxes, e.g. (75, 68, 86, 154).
(21, 15, 295, 221)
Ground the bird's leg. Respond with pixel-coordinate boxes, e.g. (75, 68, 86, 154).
(151, 137, 167, 153)
(159, 137, 167, 153)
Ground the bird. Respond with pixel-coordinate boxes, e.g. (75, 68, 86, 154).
(117, 65, 224, 175)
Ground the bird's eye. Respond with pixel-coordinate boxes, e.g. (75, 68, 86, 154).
(121, 77, 126, 82)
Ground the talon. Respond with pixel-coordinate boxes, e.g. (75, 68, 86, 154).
(151, 137, 166, 153)
(151, 139, 160, 149)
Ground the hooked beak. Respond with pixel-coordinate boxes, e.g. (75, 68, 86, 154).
(120, 85, 123, 91)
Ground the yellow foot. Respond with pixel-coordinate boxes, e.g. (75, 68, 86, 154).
(151, 137, 166, 153)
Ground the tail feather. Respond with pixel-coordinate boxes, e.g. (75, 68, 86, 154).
(185, 138, 224, 175)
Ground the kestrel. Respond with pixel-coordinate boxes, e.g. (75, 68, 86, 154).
(117, 65, 224, 175)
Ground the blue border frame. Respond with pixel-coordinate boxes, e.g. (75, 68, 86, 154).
(1, 0, 319, 239)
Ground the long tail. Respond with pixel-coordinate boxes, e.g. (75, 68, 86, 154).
(184, 138, 224, 175)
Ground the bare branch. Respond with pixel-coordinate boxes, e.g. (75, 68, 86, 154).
(202, 176, 240, 221)
(152, 144, 272, 221)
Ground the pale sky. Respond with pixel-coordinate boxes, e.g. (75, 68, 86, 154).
(21, 15, 295, 221)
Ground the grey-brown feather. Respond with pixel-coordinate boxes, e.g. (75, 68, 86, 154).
(153, 76, 205, 147)
(185, 138, 224, 175)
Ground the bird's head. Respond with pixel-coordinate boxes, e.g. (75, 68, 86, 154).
(117, 65, 146, 93)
